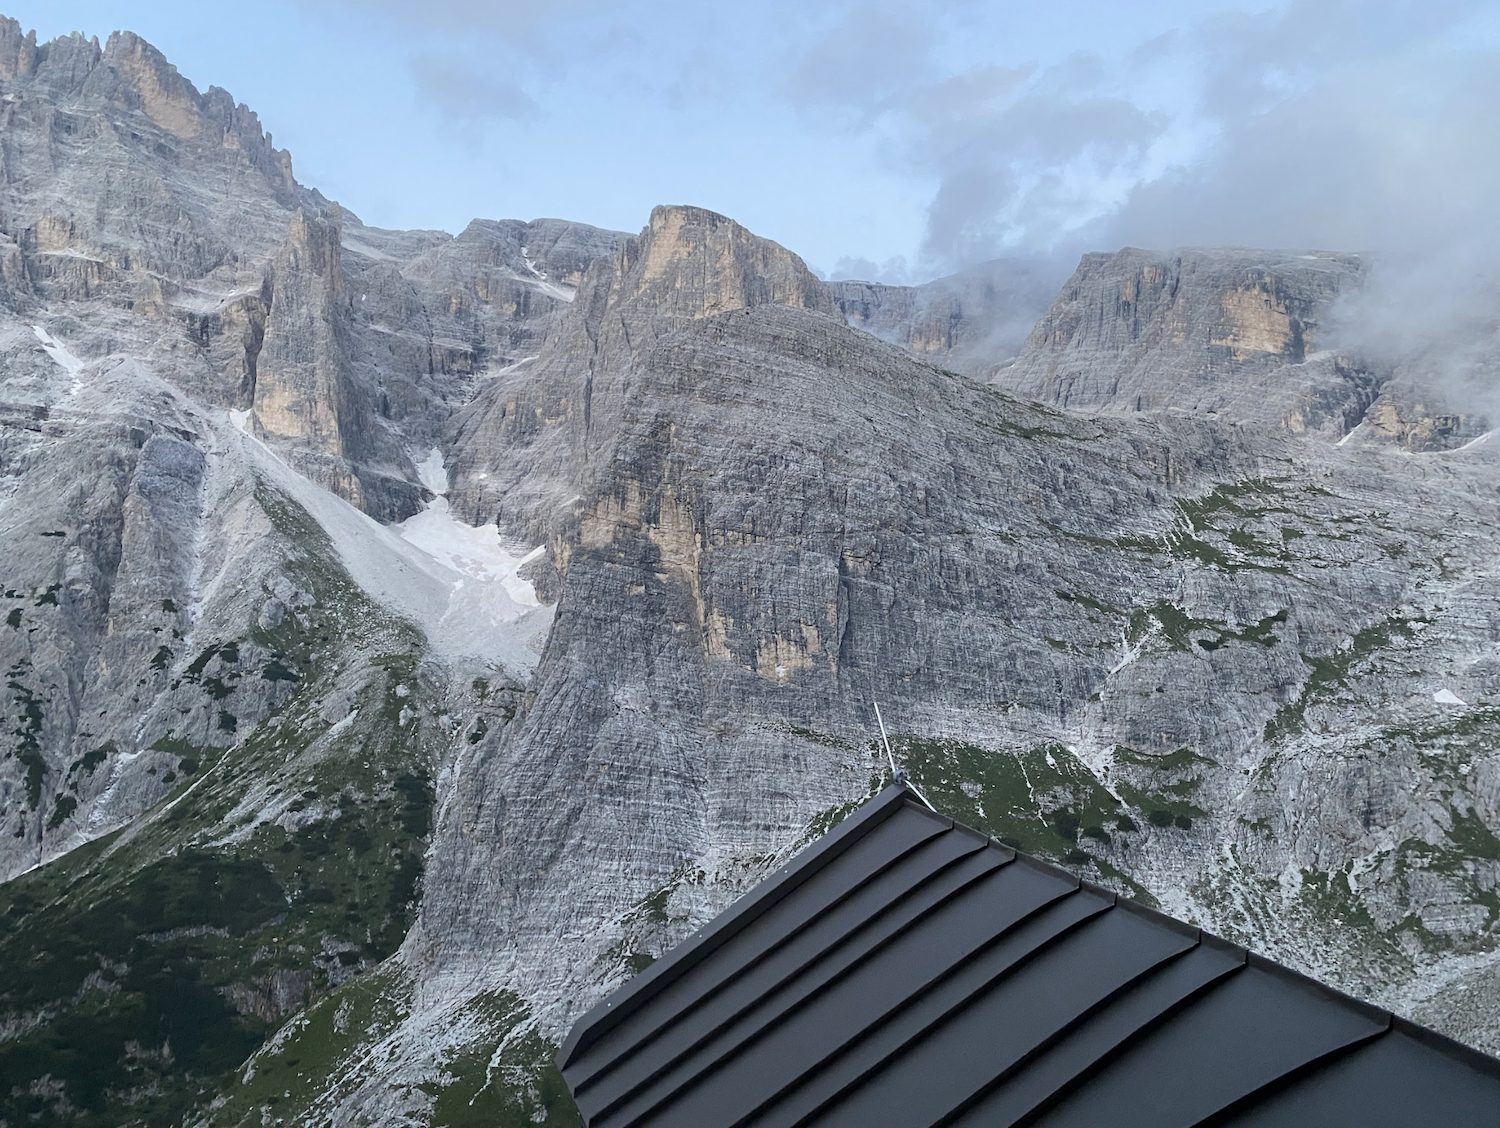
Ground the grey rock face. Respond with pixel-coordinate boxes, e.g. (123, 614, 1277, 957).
(994, 247, 1381, 434)
(420, 213, 1500, 1082)
(253, 205, 426, 521)
(0, 15, 626, 520)
(447, 204, 836, 538)
(1354, 379, 1490, 451)
(829, 256, 1063, 376)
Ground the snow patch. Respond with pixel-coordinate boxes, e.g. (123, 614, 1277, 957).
(414, 447, 448, 495)
(396, 496, 543, 612)
(519, 246, 576, 302)
(487, 355, 538, 380)
(1336, 421, 1365, 447)
(1454, 429, 1494, 453)
(31, 324, 86, 395)
(228, 417, 552, 675)
(1434, 688, 1467, 706)
(341, 236, 397, 262)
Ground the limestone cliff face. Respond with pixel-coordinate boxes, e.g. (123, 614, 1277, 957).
(255, 209, 352, 453)
(425, 209, 1500, 1092)
(995, 248, 1378, 435)
(252, 207, 427, 519)
(1356, 380, 1489, 451)
(422, 284, 1500, 1070)
(0, 18, 299, 293)
(447, 204, 836, 536)
(613, 204, 835, 319)
(829, 257, 1061, 376)
(0, 19, 626, 520)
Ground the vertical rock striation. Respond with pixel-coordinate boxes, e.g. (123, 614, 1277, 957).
(829, 256, 1063, 376)
(993, 247, 1381, 435)
(447, 204, 836, 537)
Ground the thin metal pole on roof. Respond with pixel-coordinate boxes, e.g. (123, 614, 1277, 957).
(874, 700, 936, 812)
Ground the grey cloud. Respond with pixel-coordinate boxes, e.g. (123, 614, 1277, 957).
(909, 71, 1167, 268)
(297, 0, 601, 34)
(408, 52, 541, 125)
(1097, 3, 1500, 409)
(775, 0, 1500, 414)
(824, 254, 919, 284)
(787, 3, 940, 117)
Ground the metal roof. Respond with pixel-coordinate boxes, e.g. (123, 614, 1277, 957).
(558, 784, 1500, 1127)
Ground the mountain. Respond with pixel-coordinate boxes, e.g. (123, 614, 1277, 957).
(991, 245, 1489, 447)
(828, 256, 1063, 376)
(1, 17, 1499, 1128)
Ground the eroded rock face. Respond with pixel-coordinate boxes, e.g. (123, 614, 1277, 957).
(829, 257, 1063, 376)
(251, 207, 425, 520)
(0, 15, 627, 521)
(1358, 380, 1489, 451)
(421, 212, 1500, 1091)
(993, 247, 1379, 435)
(446, 204, 836, 537)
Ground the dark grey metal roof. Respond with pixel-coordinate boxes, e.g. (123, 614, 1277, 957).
(558, 784, 1500, 1127)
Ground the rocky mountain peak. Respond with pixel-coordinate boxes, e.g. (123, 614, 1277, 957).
(446, 205, 841, 535)
(0, 15, 36, 80)
(99, 29, 203, 140)
(992, 246, 1375, 435)
(602, 203, 835, 322)
(6, 19, 1500, 1128)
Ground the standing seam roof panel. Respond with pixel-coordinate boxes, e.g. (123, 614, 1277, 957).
(575, 838, 1008, 1122)
(560, 787, 1500, 1128)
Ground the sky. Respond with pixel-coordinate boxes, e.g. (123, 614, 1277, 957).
(10, 0, 1500, 288)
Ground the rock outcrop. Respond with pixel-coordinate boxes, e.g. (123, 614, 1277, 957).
(994, 247, 1380, 436)
(252, 206, 426, 519)
(1356, 380, 1490, 451)
(0, 14, 626, 520)
(829, 256, 1062, 375)
(447, 204, 836, 537)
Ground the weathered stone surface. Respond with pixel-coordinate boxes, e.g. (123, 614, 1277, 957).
(829, 256, 1062, 375)
(0, 15, 625, 521)
(1356, 379, 1489, 451)
(993, 247, 1380, 434)
(447, 204, 837, 538)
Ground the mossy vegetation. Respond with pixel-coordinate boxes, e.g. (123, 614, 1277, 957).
(1128, 603, 1288, 655)
(898, 738, 1100, 852)
(0, 481, 443, 1127)
(204, 965, 412, 1125)
(595, 867, 703, 984)
(424, 994, 580, 1128)
(894, 736, 1160, 903)
(1263, 614, 1422, 742)
(6, 658, 47, 808)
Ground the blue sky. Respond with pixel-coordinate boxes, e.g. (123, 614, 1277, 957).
(10, 1, 1500, 284)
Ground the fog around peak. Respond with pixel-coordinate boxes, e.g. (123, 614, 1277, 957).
(23, 0, 1500, 394)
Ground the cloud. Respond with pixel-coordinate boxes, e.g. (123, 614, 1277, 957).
(408, 52, 541, 125)
(297, 0, 602, 35)
(776, 1, 1500, 269)
(1095, 2, 1500, 408)
(823, 254, 919, 285)
(1103, 1, 1500, 254)
(908, 64, 1168, 266)
(786, 3, 940, 119)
